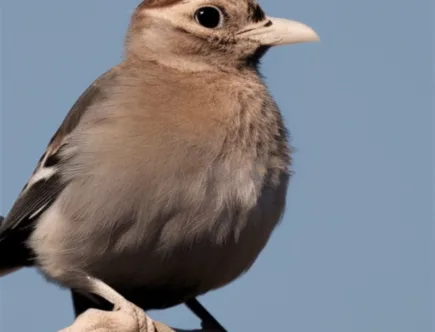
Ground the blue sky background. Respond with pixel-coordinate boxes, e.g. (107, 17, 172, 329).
(1, 1, 433, 331)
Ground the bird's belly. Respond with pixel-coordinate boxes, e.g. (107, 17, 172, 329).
(89, 167, 287, 295)
(88, 199, 282, 296)
(31, 159, 288, 300)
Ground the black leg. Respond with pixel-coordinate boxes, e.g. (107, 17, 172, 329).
(185, 298, 227, 331)
(71, 290, 113, 317)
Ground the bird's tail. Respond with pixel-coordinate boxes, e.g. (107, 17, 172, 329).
(0, 215, 25, 277)
(0, 215, 11, 276)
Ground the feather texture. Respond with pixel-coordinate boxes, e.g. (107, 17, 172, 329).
(0, 1, 315, 330)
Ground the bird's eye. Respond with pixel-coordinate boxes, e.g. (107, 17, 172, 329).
(194, 6, 223, 29)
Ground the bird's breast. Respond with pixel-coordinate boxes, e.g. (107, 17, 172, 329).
(34, 75, 291, 295)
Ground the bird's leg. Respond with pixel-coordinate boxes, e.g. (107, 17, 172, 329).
(86, 276, 128, 311)
(185, 298, 227, 331)
(84, 276, 155, 332)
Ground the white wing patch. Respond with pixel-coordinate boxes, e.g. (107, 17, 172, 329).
(26, 167, 57, 188)
(22, 150, 59, 194)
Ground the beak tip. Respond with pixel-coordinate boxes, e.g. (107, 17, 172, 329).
(298, 24, 320, 43)
(269, 18, 320, 46)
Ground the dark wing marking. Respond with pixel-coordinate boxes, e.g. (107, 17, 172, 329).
(0, 174, 63, 236)
(0, 66, 120, 240)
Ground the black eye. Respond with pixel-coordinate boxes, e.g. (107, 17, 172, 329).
(194, 6, 223, 29)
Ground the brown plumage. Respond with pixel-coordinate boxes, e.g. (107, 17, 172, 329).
(0, 0, 318, 329)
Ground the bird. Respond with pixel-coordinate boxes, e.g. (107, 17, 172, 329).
(0, 0, 319, 330)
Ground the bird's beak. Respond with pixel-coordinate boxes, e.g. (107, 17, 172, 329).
(238, 17, 320, 46)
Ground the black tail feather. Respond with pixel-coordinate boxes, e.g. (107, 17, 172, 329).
(0, 215, 35, 272)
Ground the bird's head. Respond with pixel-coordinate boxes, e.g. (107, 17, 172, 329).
(126, 0, 319, 72)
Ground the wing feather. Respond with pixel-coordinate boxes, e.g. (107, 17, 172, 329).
(0, 67, 119, 239)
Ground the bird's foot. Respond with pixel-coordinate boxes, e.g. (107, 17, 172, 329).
(59, 276, 155, 332)
(89, 276, 155, 332)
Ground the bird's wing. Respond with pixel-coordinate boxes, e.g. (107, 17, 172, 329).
(0, 67, 119, 238)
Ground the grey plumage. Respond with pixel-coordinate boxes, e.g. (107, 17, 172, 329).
(0, 0, 319, 328)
